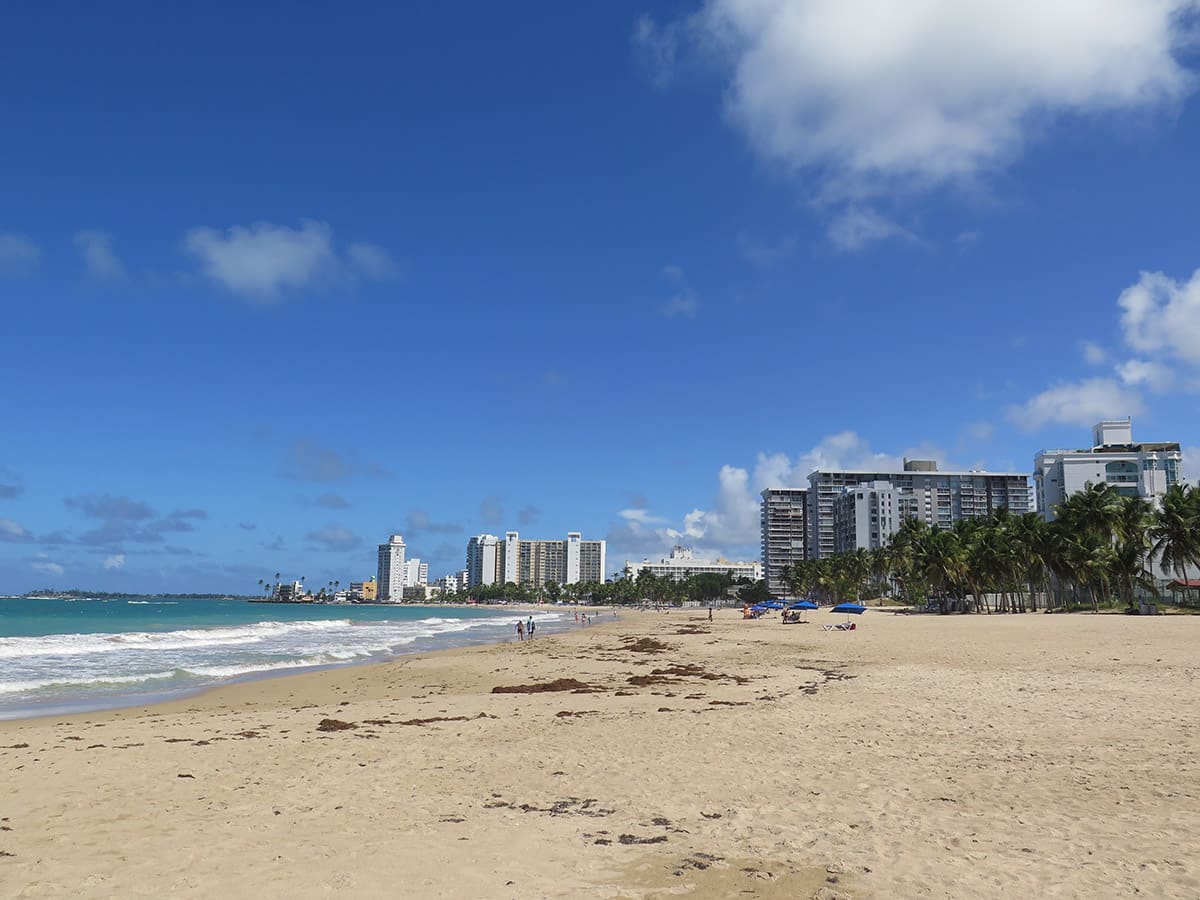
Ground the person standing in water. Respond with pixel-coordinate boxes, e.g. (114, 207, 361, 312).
(515, 620, 525, 641)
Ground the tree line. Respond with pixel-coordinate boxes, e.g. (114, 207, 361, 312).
(455, 569, 767, 607)
(785, 483, 1200, 613)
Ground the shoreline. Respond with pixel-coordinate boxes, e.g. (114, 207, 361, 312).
(3, 610, 1197, 898)
(0, 603, 610, 724)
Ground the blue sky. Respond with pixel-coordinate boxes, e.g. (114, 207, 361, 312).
(3, 1, 1200, 593)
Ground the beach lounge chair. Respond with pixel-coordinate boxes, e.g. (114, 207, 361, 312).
(821, 621, 856, 632)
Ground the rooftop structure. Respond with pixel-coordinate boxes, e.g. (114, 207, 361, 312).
(1034, 419, 1183, 520)
(621, 545, 762, 583)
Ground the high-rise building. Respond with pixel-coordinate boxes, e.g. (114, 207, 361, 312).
(377, 534, 406, 602)
(403, 559, 428, 587)
(464, 531, 605, 588)
(806, 460, 1031, 559)
(1034, 419, 1183, 520)
(833, 481, 903, 554)
(467, 534, 501, 587)
(760, 488, 808, 597)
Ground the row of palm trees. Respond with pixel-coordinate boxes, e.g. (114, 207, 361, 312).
(256, 574, 347, 601)
(785, 483, 1200, 613)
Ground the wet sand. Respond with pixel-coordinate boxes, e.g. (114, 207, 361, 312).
(2, 609, 1197, 898)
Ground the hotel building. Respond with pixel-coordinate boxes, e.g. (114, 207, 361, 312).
(805, 461, 1031, 559)
(832, 481, 904, 554)
(760, 488, 808, 597)
(376, 534, 406, 602)
(622, 545, 761, 582)
(403, 559, 429, 588)
(1034, 419, 1183, 520)
(465, 531, 606, 588)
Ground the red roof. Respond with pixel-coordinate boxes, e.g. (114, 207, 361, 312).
(1167, 579, 1200, 589)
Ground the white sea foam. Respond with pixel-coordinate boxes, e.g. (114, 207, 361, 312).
(0, 670, 185, 695)
(0, 610, 567, 711)
(0, 619, 356, 659)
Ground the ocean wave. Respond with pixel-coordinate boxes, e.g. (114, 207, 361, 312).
(0, 619, 358, 659)
(182, 654, 368, 679)
(0, 669, 186, 695)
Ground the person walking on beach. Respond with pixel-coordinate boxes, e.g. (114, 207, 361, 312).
(528, 618, 536, 638)
(708, 607, 713, 622)
(516, 620, 525, 641)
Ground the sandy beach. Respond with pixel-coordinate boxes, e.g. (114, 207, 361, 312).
(2, 609, 1197, 899)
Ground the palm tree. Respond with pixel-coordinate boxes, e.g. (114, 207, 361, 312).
(1149, 484, 1200, 590)
(1111, 497, 1154, 609)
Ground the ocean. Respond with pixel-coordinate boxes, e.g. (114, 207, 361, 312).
(0, 597, 565, 720)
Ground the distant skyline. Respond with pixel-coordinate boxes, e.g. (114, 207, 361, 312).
(3, 1, 1200, 593)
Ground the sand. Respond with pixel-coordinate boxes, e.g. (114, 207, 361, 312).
(1, 609, 1198, 899)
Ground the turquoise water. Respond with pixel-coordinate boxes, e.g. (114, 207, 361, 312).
(0, 597, 562, 719)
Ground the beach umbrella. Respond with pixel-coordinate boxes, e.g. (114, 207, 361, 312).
(750, 604, 767, 611)
(787, 600, 819, 610)
(830, 603, 866, 614)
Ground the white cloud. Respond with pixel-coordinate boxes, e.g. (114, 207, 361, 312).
(619, 508, 666, 525)
(1118, 268, 1200, 365)
(661, 263, 685, 282)
(662, 290, 698, 318)
(681, 0, 1196, 199)
(1007, 377, 1144, 430)
(74, 230, 125, 278)
(826, 206, 917, 251)
(182, 220, 337, 299)
(1182, 446, 1200, 486)
(0, 518, 28, 541)
(1079, 340, 1109, 365)
(31, 560, 65, 577)
(0, 233, 40, 275)
(954, 231, 981, 252)
(103, 553, 126, 570)
(632, 13, 682, 88)
(346, 242, 398, 280)
(737, 232, 797, 267)
(1116, 358, 1174, 391)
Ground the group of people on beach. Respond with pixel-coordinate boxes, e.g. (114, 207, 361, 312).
(515, 616, 537, 641)
(515, 608, 614, 641)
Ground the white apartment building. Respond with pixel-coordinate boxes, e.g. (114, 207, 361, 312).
(1034, 419, 1183, 520)
(434, 574, 459, 594)
(622, 545, 762, 582)
(403, 559, 429, 588)
(760, 488, 808, 597)
(833, 481, 903, 554)
(806, 460, 1031, 559)
(467, 534, 501, 586)
(376, 534, 406, 602)
(465, 531, 606, 588)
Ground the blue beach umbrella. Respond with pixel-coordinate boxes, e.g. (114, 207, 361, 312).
(830, 603, 866, 614)
(763, 601, 786, 609)
(788, 600, 819, 610)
